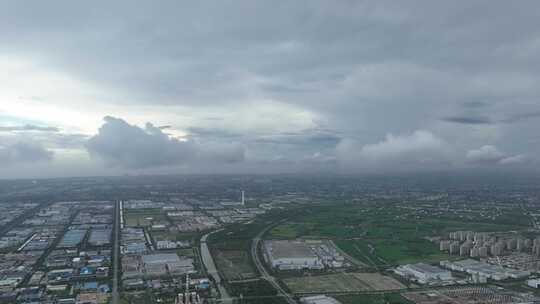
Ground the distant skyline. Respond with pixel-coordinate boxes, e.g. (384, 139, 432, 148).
(1, 1, 540, 178)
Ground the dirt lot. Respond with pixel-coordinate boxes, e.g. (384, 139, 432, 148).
(351, 273, 405, 290)
(284, 272, 405, 294)
(214, 249, 257, 281)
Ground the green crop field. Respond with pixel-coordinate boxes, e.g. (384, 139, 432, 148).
(151, 230, 198, 242)
(265, 203, 529, 266)
(228, 279, 288, 304)
(123, 210, 168, 227)
(269, 222, 316, 239)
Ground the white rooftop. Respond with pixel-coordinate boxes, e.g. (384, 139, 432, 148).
(300, 295, 342, 304)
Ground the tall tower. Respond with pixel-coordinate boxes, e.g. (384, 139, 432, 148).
(185, 273, 190, 304)
(241, 190, 245, 206)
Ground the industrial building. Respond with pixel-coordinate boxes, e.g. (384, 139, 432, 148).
(58, 229, 87, 248)
(527, 278, 540, 288)
(142, 253, 195, 276)
(440, 259, 530, 281)
(88, 228, 111, 246)
(264, 240, 322, 270)
(300, 295, 342, 304)
(395, 263, 452, 284)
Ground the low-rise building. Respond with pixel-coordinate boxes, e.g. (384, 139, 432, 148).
(395, 263, 452, 284)
(300, 295, 342, 304)
(264, 240, 322, 270)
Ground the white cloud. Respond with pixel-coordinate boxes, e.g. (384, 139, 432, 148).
(499, 154, 525, 165)
(337, 130, 452, 171)
(466, 145, 525, 165)
(86, 116, 245, 169)
(0, 141, 53, 164)
(466, 145, 505, 164)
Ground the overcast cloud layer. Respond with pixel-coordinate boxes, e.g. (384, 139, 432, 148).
(1, 1, 540, 178)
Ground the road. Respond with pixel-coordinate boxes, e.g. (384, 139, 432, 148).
(251, 222, 297, 304)
(112, 200, 121, 304)
(200, 230, 232, 304)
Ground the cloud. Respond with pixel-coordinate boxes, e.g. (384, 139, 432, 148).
(461, 101, 490, 108)
(466, 145, 525, 165)
(337, 130, 452, 171)
(0, 142, 54, 164)
(86, 116, 244, 169)
(0, 124, 60, 132)
(441, 116, 492, 125)
(501, 111, 540, 124)
(499, 154, 525, 165)
(466, 145, 504, 164)
(1, 2, 540, 177)
(253, 128, 342, 147)
(302, 152, 337, 165)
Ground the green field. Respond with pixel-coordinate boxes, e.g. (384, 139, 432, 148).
(151, 230, 198, 242)
(124, 210, 168, 227)
(228, 279, 288, 304)
(269, 222, 317, 239)
(266, 203, 529, 266)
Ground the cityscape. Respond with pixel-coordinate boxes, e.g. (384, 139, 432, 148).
(0, 175, 540, 303)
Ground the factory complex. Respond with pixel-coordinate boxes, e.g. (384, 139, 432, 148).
(395, 263, 453, 285)
(263, 240, 346, 271)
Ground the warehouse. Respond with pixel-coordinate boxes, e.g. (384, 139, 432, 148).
(88, 228, 111, 246)
(395, 263, 452, 284)
(440, 259, 530, 281)
(264, 240, 322, 270)
(58, 229, 87, 248)
(142, 253, 194, 276)
(300, 295, 342, 304)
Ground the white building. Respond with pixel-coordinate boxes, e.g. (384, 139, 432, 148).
(300, 295, 342, 304)
(395, 263, 452, 284)
(440, 259, 530, 281)
(527, 279, 540, 288)
(264, 240, 322, 270)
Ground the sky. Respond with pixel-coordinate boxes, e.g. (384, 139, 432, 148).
(1, 1, 540, 178)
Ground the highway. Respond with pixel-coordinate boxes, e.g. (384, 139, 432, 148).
(251, 222, 297, 304)
(200, 230, 232, 304)
(112, 200, 121, 304)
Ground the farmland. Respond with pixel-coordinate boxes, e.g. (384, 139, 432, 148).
(335, 293, 414, 304)
(283, 272, 405, 294)
(266, 203, 529, 266)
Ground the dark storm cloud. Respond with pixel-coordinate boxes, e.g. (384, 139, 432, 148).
(0, 142, 53, 164)
(187, 127, 342, 148)
(1, 131, 89, 150)
(0, 124, 60, 132)
(442, 110, 540, 126)
(187, 127, 244, 140)
(461, 101, 490, 109)
(86, 117, 245, 169)
(501, 111, 540, 124)
(441, 116, 493, 125)
(4, 0, 538, 109)
(253, 129, 342, 146)
(2, 1, 540, 175)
